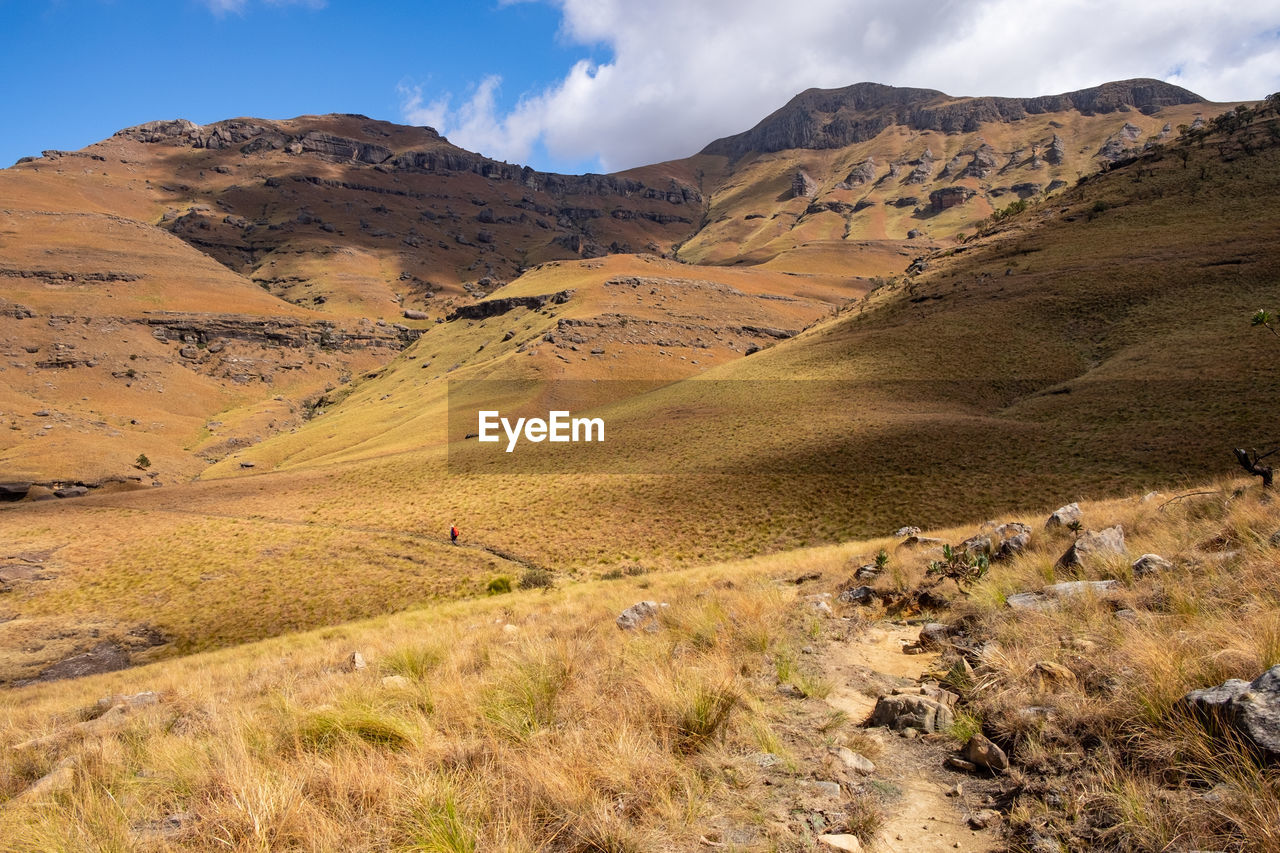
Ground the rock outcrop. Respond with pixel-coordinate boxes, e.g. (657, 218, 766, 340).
(701, 80, 1203, 158)
(1177, 666, 1280, 761)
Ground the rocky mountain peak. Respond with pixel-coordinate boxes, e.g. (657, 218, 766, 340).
(701, 79, 1205, 159)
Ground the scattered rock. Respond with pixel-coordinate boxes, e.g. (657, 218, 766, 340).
(996, 532, 1031, 560)
(870, 691, 956, 733)
(1176, 665, 1280, 761)
(616, 600, 667, 632)
(917, 622, 955, 650)
(1056, 526, 1125, 569)
(959, 534, 993, 557)
(54, 485, 89, 498)
(818, 834, 863, 852)
(1044, 579, 1120, 598)
(962, 733, 1009, 772)
(1006, 592, 1052, 611)
(1132, 553, 1173, 577)
(343, 651, 366, 672)
(810, 780, 842, 799)
(811, 599, 835, 617)
(402, 309, 429, 320)
(791, 169, 818, 199)
(894, 526, 921, 538)
(900, 535, 947, 549)
(832, 746, 875, 775)
(381, 675, 412, 689)
(1032, 661, 1077, 691)
(838, 585, 876, 605)
(968, 809, 1001, 829)
(945, 756, 978, 772)
(1045, 502, 1081, 529)
(14, 757, 77, 801)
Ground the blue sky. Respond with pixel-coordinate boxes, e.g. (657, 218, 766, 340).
(2, 0, 1279, 174)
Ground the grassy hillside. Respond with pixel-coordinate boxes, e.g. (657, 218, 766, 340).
(1, 103, 1276, 684)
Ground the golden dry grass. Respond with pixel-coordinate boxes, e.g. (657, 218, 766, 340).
(0, 551, 876, 852)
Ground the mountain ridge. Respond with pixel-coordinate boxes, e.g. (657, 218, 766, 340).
(701, 78, 1207, 159)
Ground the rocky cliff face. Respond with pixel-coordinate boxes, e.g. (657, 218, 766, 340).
(701, 80, 1205, 159)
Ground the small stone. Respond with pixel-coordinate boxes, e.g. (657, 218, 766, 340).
(381, 675, 412, 689)
(946, 756, 978, 772)
(811, 599, 834, 617)
(963, 733, 1009, 772)
(344, 651, 366, 671)
(1132, 553, 1173, 577)
(968, 809, 1001, 830)
(833, 747, 875, 775)
(1032, 660, 1077, 691)
(946, 783, 963, 797)
(812, 780, 842, 798)
(817, 834, 863, 852)
(616, 600, 667, 632)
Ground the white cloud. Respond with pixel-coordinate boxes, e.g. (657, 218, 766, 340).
(402, 0, 1280, 172)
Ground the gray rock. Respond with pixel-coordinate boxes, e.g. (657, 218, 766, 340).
(995, 522, 1031, 540)
(833, 746, 875, 775)
(54, 485, 88, 498)
(402, 309, 429, 320)
(901, 535, 947, 549)
(963, 733, 1009, 772)
(1006, 592, 1052, 611)
(616, 600, 666, 632)
(969, 809, 1002, 829)
(344, 651, 366, 671)
(1056, 526, 1124, 569)
(959, 534, 993, 557)
(917, 622, 955, 650)
(838, 585, 876, 605)
(1176, 665, 1280, 761)
(1045, 502, 1081, 529)
(869, 692, 955, 733)
(811, 780, 842, 798)
(1045, 579, 1120, 598)
(1132, 553, 1173, 577)
(791, 169, 818, 199)
(996, 531, 1031, 560)
(893, 526, 921, 538)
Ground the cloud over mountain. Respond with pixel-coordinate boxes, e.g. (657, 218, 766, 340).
(401, 0, 1280, 171)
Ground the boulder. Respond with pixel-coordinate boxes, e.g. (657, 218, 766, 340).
(791, 170, 818, 199)
(616, 600, 666, 632)
(996, 532, 1031, 560)
(959, 534, 993, 557)
(869, 692, 955, 733)
(838, 585, 876, 605)
(403, 309, 429, 320)
(962, 733, 1009, 772)
(818, 834, 863, 852)
(1032, 661, 1076, 691)
(1176, 665, 1280, 761)
(917, 622, 955, 650)
(832, 746, 875, 775)
(54, 485, 89, 498)
(1044, 579, 1120, 598)
(1045, 502, 1081, 529)
(994, 522, 1031, 540)
(1132, 553, 1173, 578)
(1056, 526, 1124, 569)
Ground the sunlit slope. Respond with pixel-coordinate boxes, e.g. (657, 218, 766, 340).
(678, 80, 1228, 273)
(197, 253, 850, 474)
(199, 104, 1280, 566)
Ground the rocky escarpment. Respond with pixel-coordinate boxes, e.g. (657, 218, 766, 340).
(113, 117, 702, 207)
(702, 80, 1205, 159)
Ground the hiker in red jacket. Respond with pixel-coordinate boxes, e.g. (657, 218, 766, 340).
(450, 524, 459, 544)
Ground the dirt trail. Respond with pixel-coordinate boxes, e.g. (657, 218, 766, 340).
(824, 623, 998, 853)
